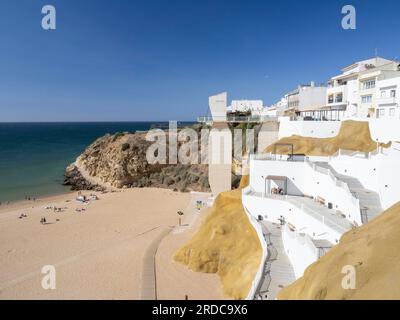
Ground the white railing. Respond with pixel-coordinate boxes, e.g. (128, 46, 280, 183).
(286, 197, 351, 233)
(197, 115, 277, 123)
(251, 153, 310, 162)
(282, 224, 319, 259)
(281, 224, 320, 278)
(244, 190, 351, 233)
(243, 205, 268, 300)
(303, 160, 362, 224)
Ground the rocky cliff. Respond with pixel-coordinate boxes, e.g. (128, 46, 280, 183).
(64, 131, 212, 192)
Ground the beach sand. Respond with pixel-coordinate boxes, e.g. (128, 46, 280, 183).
(0, 188, 221, 300)
(156, 204, 226, 300)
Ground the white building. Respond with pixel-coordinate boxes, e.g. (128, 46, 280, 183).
(243, 132, 400, 282)
(326, 57, 400, 118)
(270, 95, 288, 116)
(230, 100, 264, 115)
(261, 106, 278, 117)
(288, 82, 327, 113)
(376, 77, 400, 119)
(273, 82, 326, 117)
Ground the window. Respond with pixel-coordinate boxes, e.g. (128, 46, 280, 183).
(381, 90, 386, 98)
(335, 93, 343, 103)
(328, 95, 334, 104)
(363, 80, 376, 90)
(380, 109, 385, 117)
(390, 108, 395, 117)
(361, 95, 372, 103)
(391, 89, 396, 98)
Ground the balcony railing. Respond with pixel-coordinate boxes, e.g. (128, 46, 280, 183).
(197, 115, 277, 123)
(376, 96, 397, 104)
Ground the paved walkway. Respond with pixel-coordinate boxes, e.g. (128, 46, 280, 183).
(172, 192, 211, 235)
(315, 162, 383, 222)
(247, 191, 353, 234)
(139, 227, 172, 300)
(255, 221, 295, 300)
(140, 192, 211, 300)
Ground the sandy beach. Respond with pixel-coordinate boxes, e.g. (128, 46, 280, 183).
(156, 194, 226, 300)
(0, 188, 222, 300)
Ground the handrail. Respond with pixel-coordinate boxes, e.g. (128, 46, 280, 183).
(286, 197, 351, 232)
(282, 224, 319, 259)
(306, 160, 359, 202)
(243, 192, 351, 232)
(242, 205, 269, 300)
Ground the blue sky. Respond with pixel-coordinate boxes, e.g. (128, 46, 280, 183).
(1, 0, 400, 121)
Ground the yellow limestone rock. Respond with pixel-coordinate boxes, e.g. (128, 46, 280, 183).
(265, 120, 389, 156)
(174, 176, 262, 300)
(278, 202, 400, 300)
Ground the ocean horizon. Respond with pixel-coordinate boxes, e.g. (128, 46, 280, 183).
(0, 121, 194, 203)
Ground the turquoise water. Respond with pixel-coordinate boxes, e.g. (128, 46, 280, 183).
(0, 122, 191, 202)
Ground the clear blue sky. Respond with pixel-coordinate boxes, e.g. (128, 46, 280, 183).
(1, 0, 400, 122)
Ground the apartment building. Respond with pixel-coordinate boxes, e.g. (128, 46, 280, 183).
(376, 76, 400, 119)
(327, 57, 400, 118)
(272, 82, 326, 117)
(288, 81, 326, 112)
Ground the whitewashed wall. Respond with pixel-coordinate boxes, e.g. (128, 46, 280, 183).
(243, 206, 268, 300)
(329, 144, 400, 210)
(249, 159, 362, 224)
(366, 119, 400, 143)
(278, 117, 340, 138)
(281, 225, 319, 278)
(242, 191, 343, 244)
(278, 117, 400, 143)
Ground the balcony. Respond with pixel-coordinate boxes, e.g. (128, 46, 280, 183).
(376, 96, 397, 105)
(327, 84, 346, 93)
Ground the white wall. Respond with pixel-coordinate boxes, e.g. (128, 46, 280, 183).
(209, 92, 227, 121)
(282, 225, 319, 278)
(278, 117, 340, 138)
(278, 117, 400, 143)
(367, 118, 400, 143)
(242, 207, 268, 300)
(249, 159, 362, 224)
(242, 192, 343, 244)
(329, 144, 400, 210)
(299, 86, 327, 111)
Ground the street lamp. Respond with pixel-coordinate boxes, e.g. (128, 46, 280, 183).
(177, 211, 184, 226)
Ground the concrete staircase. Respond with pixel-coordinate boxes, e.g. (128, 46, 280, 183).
(315, 162, 383, 222)
(255, 221, 295, 300)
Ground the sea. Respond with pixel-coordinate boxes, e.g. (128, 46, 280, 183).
(0, 122, 193, 203)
